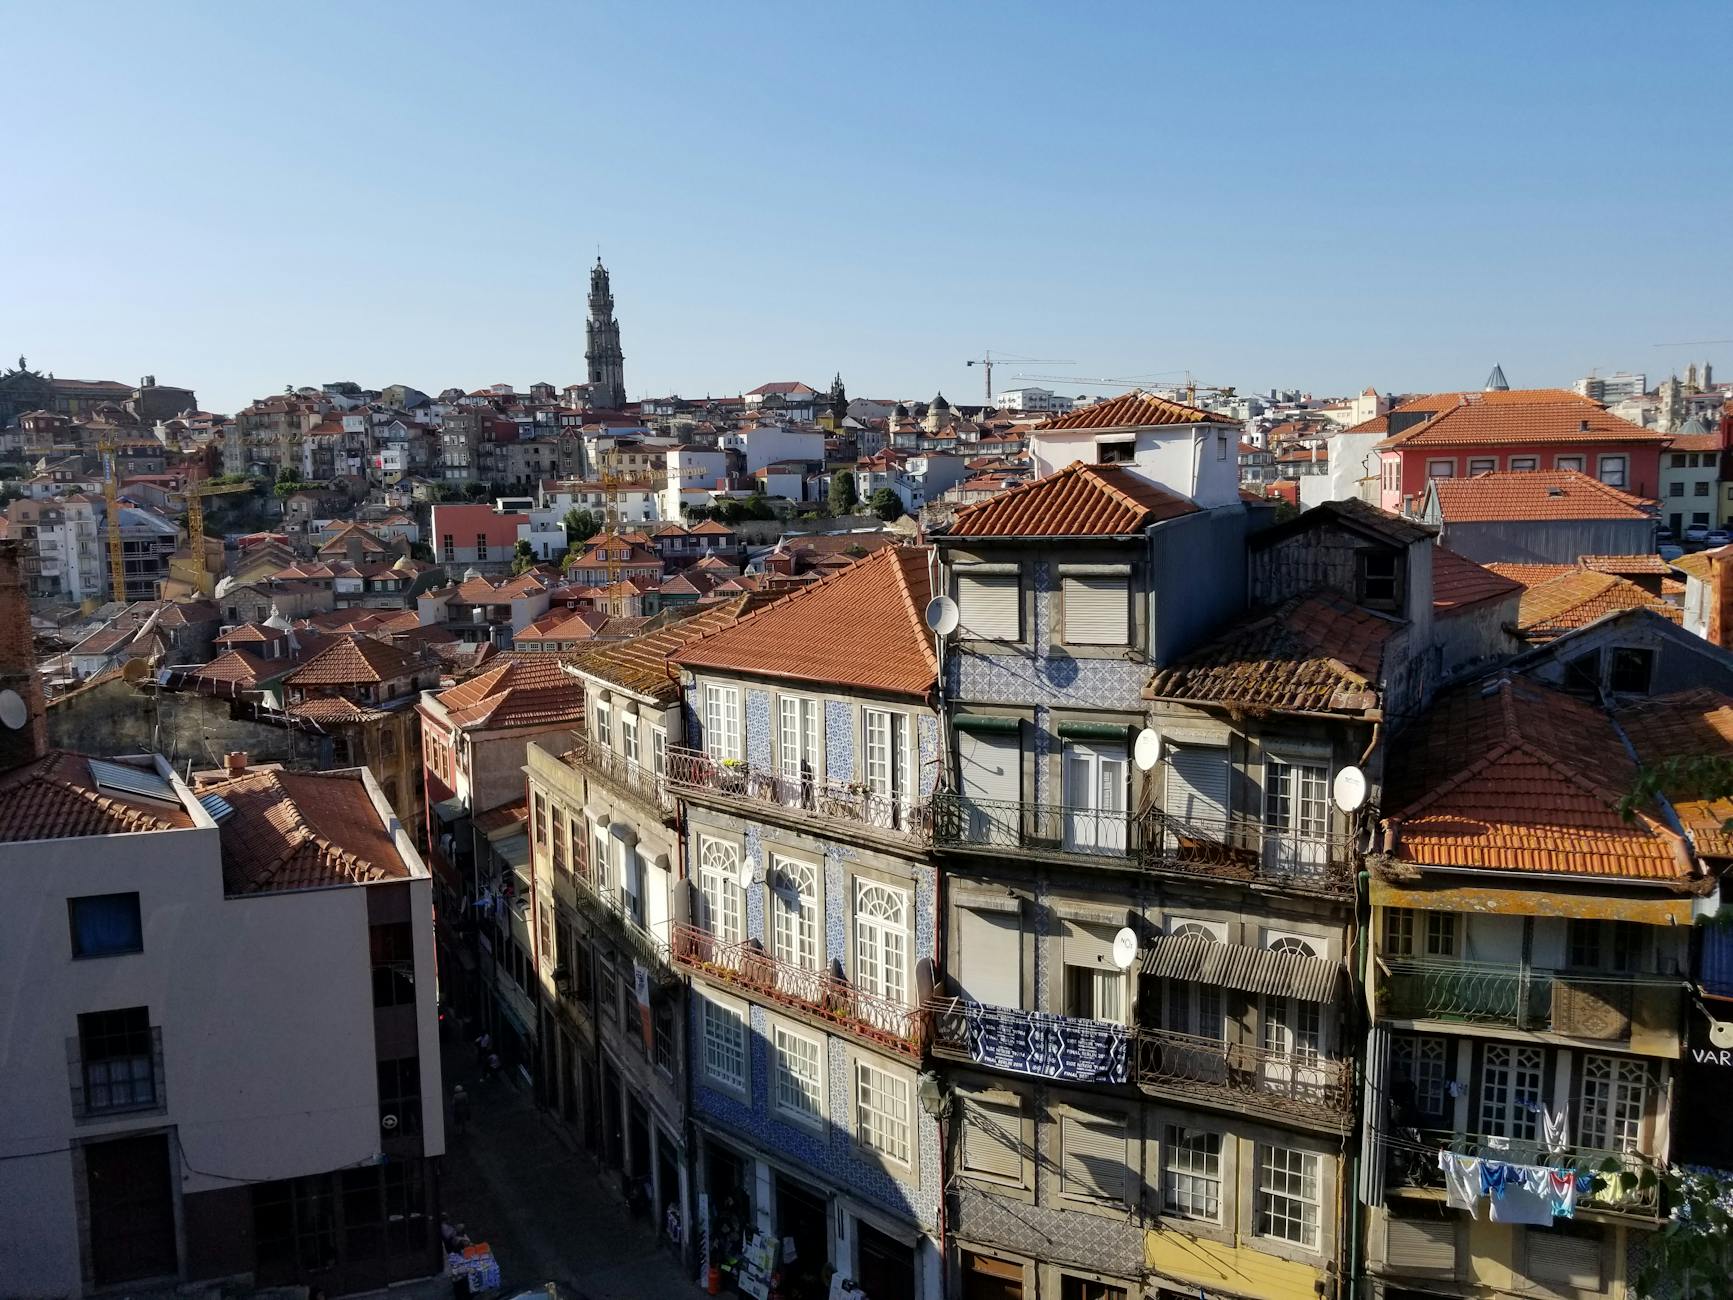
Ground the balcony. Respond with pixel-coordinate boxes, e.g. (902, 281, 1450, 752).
(666, 747, 928, 851)
(570, 877, 677, 980)
(930, 797, 1355, 895)
(551, 731, 674, 820)
(672, 922, 924, 1058)
(1383, 1127, 1660, 1219)
(929, 996, 1130, 1084)
(1382, 958, 1683, 1043)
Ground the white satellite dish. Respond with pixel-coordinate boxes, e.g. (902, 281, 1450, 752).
(1111, 927, 1139, 971)
(737, 855, 756, 889)
(0, 689, 26, 731)
(1333, 765, 1368, 813)
(924, 596, 960, 637)
(1133, 728, 1162, 771)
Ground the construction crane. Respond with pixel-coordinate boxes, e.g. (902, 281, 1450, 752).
(180, 478, 254, 572)
(97, 435, 126, 605)
(599, 469, 625, 583)
(965, 352, 1074, 404)
(1013, 372, 1234, 405)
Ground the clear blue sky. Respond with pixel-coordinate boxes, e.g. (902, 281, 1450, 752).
(3, 1, 1728, 414)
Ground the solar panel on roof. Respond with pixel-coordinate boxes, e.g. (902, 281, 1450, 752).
(87, 757, 179, 805)
(198, 793, 236, 824)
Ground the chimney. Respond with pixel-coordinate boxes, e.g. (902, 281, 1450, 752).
(1709, 550, 1733, 651)
(0, 540, 48, 772)
(224, 751, 249, 774)
(1579, 418, 1591, 432)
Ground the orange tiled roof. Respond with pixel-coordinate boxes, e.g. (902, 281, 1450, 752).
(946, 461, 1197, 537)
(1433, 470, 1654, 522)
(1578, 553, 1672, 577)
(189, 648, 274, 685)
(672, 547, 936, 698)
(285, 696, 390, 724)
(1037, 390, 1228, 431)
(202, 768, 411, 895)
(1145, 589, 1396, 715)
(1616, 689, 1733, 859)
(1666, 431, 1724, 454)
(1377, 390, 1666, 449)
(0, 752, 193, 842)
(1514, 570, 1681, 641)
(565, 594, 767, 701)
(433, 653, 583, 730)
(1671, 544, 1732, 583)
(1485, 562, 1577, 589)
(284, 635, 429, 686)
(1385, 676, 1691, 880)
(1430, 547, 1522, 615)
(214, 622, 287, 646)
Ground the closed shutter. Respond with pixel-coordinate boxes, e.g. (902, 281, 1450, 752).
(1063, 576, 1129, 644)
(1385, 1218, 1455, 1273)
(958, 573, 1020, 641)
(958, 906, 1022, 1007)
(1063, 920, 1116, 969)
(1164, 744, 1229, 822)
(961, 1097, 1023, 1182)
(1527, 1232, 1602, 1291)
(1060, 1113, 1128, 1202)
(959, 730, 1021, 805)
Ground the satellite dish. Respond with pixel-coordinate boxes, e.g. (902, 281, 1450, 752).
(1333, 766, 1368, 813)
(0, 689, 26, 730)
(737, 855, 756, 889)
(1711, 1020, 1733, 1050)
(1133, 728, 1162, 771)
(1111, 927, 1139, 971)
(924, 596, 960, 637)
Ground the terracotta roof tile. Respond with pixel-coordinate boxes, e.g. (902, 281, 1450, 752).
(284, 696, 391, 723)
(283, 636, 429, 686)
(1036, 390, 1228, 431)
(215, 622, 287, 646)
(1616, 689, 1733, 859)
(1485, 562, 1577, 588)
(1385, 676, 1690, 880)
(189, 648, 275, 685)
(671, 547, 936, 698)
(1431, 547, 1523, 615)
(1578, 553, 1672, 577)
(433, 653, 584, 730)
(946, 461, 1197, 538)
(1145, 589, 1395, 715)
(1377, 390, 1666, 449)
(1665, 431, 1724, 453)
(1671, 544, 1732, 583)
(1433, 470, 1654, 522)
(0, 752, 194, 842)
(1514, 570, 1681, 641)
(200, 768, 411, 895)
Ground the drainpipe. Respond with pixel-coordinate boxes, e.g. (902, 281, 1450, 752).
(1345, 867, 1371, 1300)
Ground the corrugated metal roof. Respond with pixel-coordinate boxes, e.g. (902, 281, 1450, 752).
(1140, 934, 1342, 1003)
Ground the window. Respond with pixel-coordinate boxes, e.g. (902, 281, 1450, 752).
(1609, 647, 1655, 695)
(864, 707, 914, 827)
(772, 1025, 823, 1125)
(1669, 482, 1685, 497)
(777, 695, 821, 798)
(1425, 911, 1458, 957)
(475, 532, 489, 561)
(702, 684, 741, 761)
(1509, 456, 1537, 471)
(377, 1056, 422, 1136)
(1479, 1043, 1544, 1139)
(533, 794, 548, 847)
(1062, 576, 1129, 645)
(1568, 920, 1641, 972)
(1467, 457, 1496, 475)
(593, 699, 612, 751)
(1577, 1055, 1650, 1152)
(1062, 740, 1129, 852)
(1556, 454, 1585, 473)
(653, 1000, 675, 1075)
(1060, 1112, 1128, 1203)
(78, 1007, 157, 1113)
(592, 825, 612, 896)
(770, 855, 820, 974)
(597, 956, 618, 1020)
(370, 922, 416, 1007)
(961, 1096, 1022, 1182)
(1216, 433, 1229, 461)
(1265, 757, 1329, 871)
(1065, 964, 1124, 1023)
(1356, 550, 1400, 610)
(1257, 1146, 1320, 1249)
(1596, 455, 1628, 487)
(1061, 1280, 1127, 1300)
(1425, 459, 1455, 480)
(698, 837, 744, 947)
(69, 893, 142, 958)
(1164, 981, 1224, 1040)
(956, 571, 1020, 640)
(1262, 995, 1322, 1062)
(1672, 452, 1688, 468)
(650, 726, 667, 779)
(1097, 439, 1135, 465)
(620, 714, 639, 766)
(1163, 1126, 1222, 1222)
(1391, 1034, 1450, 1123)
(1383, 907, 1415, 957)
(702, 997, 746, 1090)
(857, 1062, 912, 1164)
(1696, 480, 1712, 497)
(855, 880, 910, 1008)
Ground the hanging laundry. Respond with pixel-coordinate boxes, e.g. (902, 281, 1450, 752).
(1489, 1180, 1553, 1225)
(1540, 1106, 1570, 1154)
(1546, 1169, 1577, 1219)
(1479, 1160, 1515, 1197)
(1439, 1153, 1483, 1216)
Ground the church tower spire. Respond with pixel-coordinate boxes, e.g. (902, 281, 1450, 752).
(584, 257, 626, 410)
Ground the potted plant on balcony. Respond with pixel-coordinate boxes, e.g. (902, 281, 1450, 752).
(717, 758, 747, 794)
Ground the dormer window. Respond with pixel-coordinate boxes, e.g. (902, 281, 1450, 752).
(1356, 550, 1400, 611)
(1097, 439, 1135, 465)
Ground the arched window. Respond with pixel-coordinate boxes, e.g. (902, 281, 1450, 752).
(1169, 922, 1217, 942)
(1268, 935, 1320, 959)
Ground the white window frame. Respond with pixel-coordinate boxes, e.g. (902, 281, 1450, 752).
(1597, 454, 1628, 488)
(1061, 739, 1129, 853)
(1256, 1145, 1321, 1251)
(854, 878, 911, 1012)
(1479, 1043, 1544, 1140)
(863, 707, 914, 827)
(593, 698, 612, 751)
(650, 725, 667, 779)
(769, 854, 820, 975)
(702, 994, 748, 1093)
(1425, 458, 1455, 480)
(697, 836, 744, 948)
(772, 1023, 825, 1127)
(591, 824, 612, 897)
(777, 694, 822, 794)
(1163, 1126, 1223, 1223)
(856, 1060, 912, 1166)
(620, 713, 640, 767)
(1556, 454, 1586, 473)
(703, 683, 741, 761)
(1577, 1055, 1650, 1152)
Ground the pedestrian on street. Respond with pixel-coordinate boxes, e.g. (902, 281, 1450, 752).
(485, 1051, 502, 1083)
(451, 1084, 470, 1135)
(473, 1032, 492, 1071)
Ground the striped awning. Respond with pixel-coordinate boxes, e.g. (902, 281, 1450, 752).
(1140, 934, 1342, 1003)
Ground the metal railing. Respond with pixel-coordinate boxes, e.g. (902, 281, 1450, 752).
(666, 747, 928, 841)
(1135, 1024, 1352, 1119)
(1382, 958, 1681, 1040)
(1382, 1127, 1660, 1215)
(929, 796, 1355, 892)
(928, 996, 1130, 1084)
(571, 878, 674, 976)
(563, 732, 675, 817)
(672, 922, 924, 1057)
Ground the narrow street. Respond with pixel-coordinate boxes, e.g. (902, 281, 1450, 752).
(436, 1035, 705, 1300)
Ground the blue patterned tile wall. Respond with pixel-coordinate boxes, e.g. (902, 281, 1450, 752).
(917, 714, 939, 796)
(1032, 705, 1050, 806)
(746, 689, 772, 770)
(825, 699, 854, 783)
(824, 854, 847, 965)
(744, 822, 766, 942)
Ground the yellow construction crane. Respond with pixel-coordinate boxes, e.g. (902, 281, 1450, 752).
(182, 478, 253, 565)
(599, 469, 625, 584)
(97, 435, 126, 605)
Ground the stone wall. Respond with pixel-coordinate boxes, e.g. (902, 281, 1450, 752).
(47, 679, 332, 772)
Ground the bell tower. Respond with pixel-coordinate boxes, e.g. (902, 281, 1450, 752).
(584, 258, 626, 411)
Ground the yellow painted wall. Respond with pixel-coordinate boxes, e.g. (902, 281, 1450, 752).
(1145, 1228, 1319, 1300)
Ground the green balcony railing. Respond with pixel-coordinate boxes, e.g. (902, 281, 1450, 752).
(1381, 958, 1681, 1041)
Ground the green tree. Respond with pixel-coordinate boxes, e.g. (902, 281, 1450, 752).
(830, 469, 858, 515)
(562, 507, 600, 543)
(1615, 1162, 1733, 1298)
(510, 540, 536, 575)
(273, 479, 311, 500)
(276, 465, 299, 483)
(869, 487, 905, 522)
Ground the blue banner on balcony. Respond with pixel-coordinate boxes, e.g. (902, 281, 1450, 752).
(963, 1004, 1129, 1084)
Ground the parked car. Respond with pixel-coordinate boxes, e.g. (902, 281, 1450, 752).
(1659, 544, 1685, 562)
(1706, 529, 1732, 548)
(1684, 524, 1711, 543)
(1656, 527, 1677, 545)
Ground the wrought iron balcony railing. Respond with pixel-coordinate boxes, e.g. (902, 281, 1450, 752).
(1134, 1024, 1352, 1123)
(561, 732, 675, 818)
(1382, 1127, 1660, 1216)
(928, 996, 1131, 1085)
(1381, 958, 1683, 1041)
(570, 877, 676, 979)
(929, 796, 1355, 893)
(672, 922, 924, 1058)
(665, 747, 927, 843)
